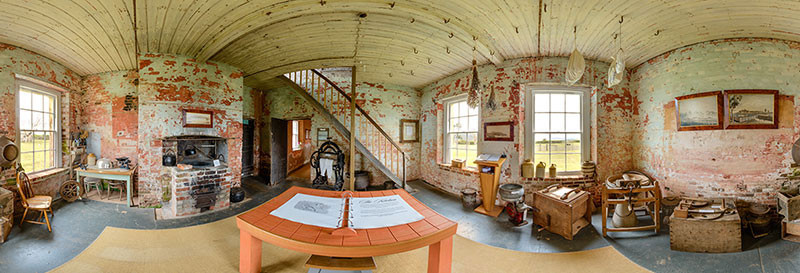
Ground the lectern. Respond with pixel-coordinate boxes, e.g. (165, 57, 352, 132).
(474, 154, 506, 217)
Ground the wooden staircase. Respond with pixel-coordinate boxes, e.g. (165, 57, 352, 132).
(280, 69, 406, 189)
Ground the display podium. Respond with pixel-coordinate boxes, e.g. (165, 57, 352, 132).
(474, 154, 506, 217)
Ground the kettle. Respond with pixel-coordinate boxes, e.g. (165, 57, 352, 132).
(162, 149, 177, 166)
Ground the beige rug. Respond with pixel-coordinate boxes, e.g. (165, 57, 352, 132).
(52, 217, 650, 273)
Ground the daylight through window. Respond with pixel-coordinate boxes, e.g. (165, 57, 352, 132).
(445, 99, 479, 168)
(18, 82, 60, 173)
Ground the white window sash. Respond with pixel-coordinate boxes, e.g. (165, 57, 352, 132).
(442, 97, 479, 166)
(525, 85, 590, 175)
(15, 76, 62, 174)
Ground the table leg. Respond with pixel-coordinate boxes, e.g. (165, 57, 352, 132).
(126, 176, 132, 207)
(239, 229, 262, 273)
(427, 235, 453, 273)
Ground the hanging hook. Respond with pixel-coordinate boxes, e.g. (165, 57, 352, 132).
(473, 36, 478, 41)
(574, 26, 577, 33)
(446, 46, 450, 54)
(444, 18, 450, 24)
(449, 32, 454, 38)
(473, 46, 477, 52)
(413, 48, 418, 54)
(490, 50, 495, 56)
(427, 58, 432, 64)
(400, 60, 405, 66)
(515, 26, 519, 33)
(654, 30, 660, 36)
(389, 1, 395, 8)
(388, 72, 393, 77)
(543, 3, 547, 12)
(619, 16, 624, 24)
(410, 18, 415, 23)
(410, 70, 415, 76)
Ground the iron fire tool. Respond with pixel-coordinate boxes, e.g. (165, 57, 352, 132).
(499, 183, 532, 227)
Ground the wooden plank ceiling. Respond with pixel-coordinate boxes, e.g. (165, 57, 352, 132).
(1, 0, 799, 89)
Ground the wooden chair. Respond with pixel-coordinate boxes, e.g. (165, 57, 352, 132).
(84, 177, 104, 198)
(16, 172, 54, 232)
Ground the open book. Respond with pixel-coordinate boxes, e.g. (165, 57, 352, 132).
(269, 193, 424, 230)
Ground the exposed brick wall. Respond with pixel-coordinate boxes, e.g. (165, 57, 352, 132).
(81, 70, 139, 165)
(136, 53, 244, 207)
(0, 43, 82, 204)
(631, 38, 800, 204)
(419, 56, 632, 197)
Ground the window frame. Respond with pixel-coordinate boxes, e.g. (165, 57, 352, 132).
(15, 77, 62, 174)
(442, 95, 480, 168)
(291, 120, 301, 151)
(525, 85, 590, 175)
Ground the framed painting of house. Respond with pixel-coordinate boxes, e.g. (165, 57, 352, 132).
(483, 121, 514, 141)
(182, 109, 214, 128)
(723, 89, 778, 129)
(674, 91, 724, 131)
(400, 119, 419, 143)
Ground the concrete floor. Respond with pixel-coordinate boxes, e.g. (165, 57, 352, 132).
(1, 178, 798, 273)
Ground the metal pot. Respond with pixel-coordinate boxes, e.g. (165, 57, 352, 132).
(230, 187, 245, 203)
(162, 149, 177, 166)
(460, 188, 480, 209)
(499, 183, 525, 202)
(184, 145, 197, 156)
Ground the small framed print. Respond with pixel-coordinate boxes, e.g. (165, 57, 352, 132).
(674, 91, 724, 131)
(400, 119, 419, 143)
(182, 109, 214, 128)
(724, 89, 778, 130)
(317, 128, 329, 146)
(484, 121, 514, 141)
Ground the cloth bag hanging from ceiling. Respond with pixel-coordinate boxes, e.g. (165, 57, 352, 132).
(607, 50, 625, 88)
(565, 48, 585, 85)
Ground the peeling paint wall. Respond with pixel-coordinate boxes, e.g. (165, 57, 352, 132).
(243, 86, 265, 176)
(0, 42, 82, 200)
(631, 38, 800, 204)
(81, 70, 139, 165)
(136, 53, 244, 206)
(419, 56, 633, 196)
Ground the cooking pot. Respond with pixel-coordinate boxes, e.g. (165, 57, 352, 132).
(0, 136, 19, 168)
(96, 158, 113, 169)
(184, 145, 197, 156)
(230, 187, 245, 203)
(162, 149, 177, 166)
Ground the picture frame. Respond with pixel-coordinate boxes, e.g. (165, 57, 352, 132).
(674, 91, 724, 131)
(182, 109, 213, 128)
(400, 119, 420, 143)
(723, 89, 779, 130)
(316, 128, 329, 146)
(305, 129, 311, 140)
(483, 121, 514, 141)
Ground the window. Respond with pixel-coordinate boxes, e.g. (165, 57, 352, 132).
(17, 80, 61, 173)
(444, 98, 479, 168)
(291, 120, 301, 151)
(527, 87, 589, 174)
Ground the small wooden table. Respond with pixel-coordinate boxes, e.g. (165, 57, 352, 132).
(74, 167, 136, 207)
(236, 186, 458, 273)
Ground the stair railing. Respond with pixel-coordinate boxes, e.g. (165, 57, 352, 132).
(284, 69, 406, 187)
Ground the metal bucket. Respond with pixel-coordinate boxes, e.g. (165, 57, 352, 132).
(461, 188, 480, 209)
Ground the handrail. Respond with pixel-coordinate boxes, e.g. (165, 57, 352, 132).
(310, 69, 406, 156)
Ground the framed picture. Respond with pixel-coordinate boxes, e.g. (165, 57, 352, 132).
(305, 129, 311, 140)
(182, 109, 213, 128)
(724, 89, 778, 129)
(674, 91, 723, 131)
(484, 121, 514, 141)
(317, 128, 329, 146)
(400, 119, 419, 143)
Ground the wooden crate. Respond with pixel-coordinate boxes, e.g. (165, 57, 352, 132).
(669, 199, 741, 253)
(777, 192, 800, 222)
(781, 220, 800, 243)
(532, 186, 592, 240)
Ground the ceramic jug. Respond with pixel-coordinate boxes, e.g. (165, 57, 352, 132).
(522, 159, 535, 178)
(549, 164, 557, 178)
(535, 162, 546, 178)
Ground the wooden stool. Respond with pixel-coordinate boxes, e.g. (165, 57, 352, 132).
(304, 255, 376, 273)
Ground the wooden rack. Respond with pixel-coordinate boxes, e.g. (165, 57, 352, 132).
(601, 181, 661, 236)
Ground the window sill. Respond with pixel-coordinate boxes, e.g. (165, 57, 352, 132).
(27, 167, 69, 181)
(522, 175, 596, 184)
(437, 163, 479, 175)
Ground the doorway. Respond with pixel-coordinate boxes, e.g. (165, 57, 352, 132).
(270, 118, 288, 185)
(241, 119, 255, 177)
(287, 119, 312, 180)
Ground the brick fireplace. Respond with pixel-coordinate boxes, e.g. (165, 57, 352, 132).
(164, 165, 232, 218)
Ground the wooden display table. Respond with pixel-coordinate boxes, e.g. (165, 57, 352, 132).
(473, 156, 506, 217)
(235, 186, 458, 273)
(74, 167, 136, 207)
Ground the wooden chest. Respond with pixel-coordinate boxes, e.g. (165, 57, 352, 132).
(669, 199, 741, 253)
(532, 186, 592, 240)
(777, 192, 800, 222)
(781, 220, 800, 243)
